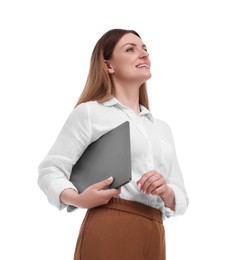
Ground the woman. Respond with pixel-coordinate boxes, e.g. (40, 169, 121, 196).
(38, 29, 189, 260)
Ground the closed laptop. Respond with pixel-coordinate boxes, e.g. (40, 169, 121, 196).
(67, 121, 132, 212)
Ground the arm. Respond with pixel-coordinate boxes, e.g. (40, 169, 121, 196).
(137, 121, 189, 216)
(137, 170, 175, 211)
(38, 103, 91, 210)
(60, 177, 121, 209)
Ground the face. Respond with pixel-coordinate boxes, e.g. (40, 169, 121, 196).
(106, 33, 151, 85)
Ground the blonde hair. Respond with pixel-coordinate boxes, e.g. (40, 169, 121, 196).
(76, 29, 149, 109)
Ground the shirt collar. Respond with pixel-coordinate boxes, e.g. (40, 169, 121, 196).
(101, 97, 154, 121)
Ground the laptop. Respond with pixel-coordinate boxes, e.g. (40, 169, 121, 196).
(67, 121, 132, 212)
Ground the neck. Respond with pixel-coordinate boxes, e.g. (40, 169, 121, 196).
(114, 86, 140, 115)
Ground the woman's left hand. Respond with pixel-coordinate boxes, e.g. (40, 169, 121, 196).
(137, 170, 175, 210)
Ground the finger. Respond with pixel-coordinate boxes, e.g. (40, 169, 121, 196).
(101, 187, 121, 198)
(140, 173, 162, 192)
(137, 171, 155, 186)
(92, 176, 114, 190)
(145, 179, 164, 194)
(150, 185, 166, 196)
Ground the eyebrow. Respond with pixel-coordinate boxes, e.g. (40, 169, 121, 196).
(122, 43, 147, 49)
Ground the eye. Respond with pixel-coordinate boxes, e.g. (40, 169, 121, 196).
(126, 47, 134, 52)
(142, 46, 148, 52)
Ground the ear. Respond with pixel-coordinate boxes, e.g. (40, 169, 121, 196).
(104, 60, 115, 74)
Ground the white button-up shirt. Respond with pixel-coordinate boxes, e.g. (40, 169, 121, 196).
(38, 97, 189, 219)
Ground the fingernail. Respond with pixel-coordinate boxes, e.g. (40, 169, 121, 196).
(107, 176, 113, 181)
(137, 183, 141, 190)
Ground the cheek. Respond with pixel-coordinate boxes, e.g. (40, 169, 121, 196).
(113, 61, 135, 77)
(112, 56, 134, 71)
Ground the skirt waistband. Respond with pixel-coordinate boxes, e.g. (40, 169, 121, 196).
(100, 198, 163, 223)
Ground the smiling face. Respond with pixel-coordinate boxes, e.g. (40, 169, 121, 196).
(106, 33, 151, 87)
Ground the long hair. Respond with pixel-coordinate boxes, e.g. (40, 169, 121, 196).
(75, 29, 149, 109)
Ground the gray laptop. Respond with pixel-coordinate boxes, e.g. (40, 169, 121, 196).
(67, 121, 132, 212)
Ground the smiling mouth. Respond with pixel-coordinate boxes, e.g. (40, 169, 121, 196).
(136, 63, 149, 69)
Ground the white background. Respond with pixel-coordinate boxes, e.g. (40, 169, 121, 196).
(1, 0, 226, 259)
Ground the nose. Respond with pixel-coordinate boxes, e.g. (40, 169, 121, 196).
(139, 49, 149, 59)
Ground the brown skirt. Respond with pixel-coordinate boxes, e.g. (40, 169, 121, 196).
(74, 198, 165, 260)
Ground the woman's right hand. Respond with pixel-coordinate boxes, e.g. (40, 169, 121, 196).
(60, 177, 121, 209)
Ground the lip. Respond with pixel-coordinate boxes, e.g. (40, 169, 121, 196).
(135, 62, 150, 69)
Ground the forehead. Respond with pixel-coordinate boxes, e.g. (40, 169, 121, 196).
(116, 33, 144, 48)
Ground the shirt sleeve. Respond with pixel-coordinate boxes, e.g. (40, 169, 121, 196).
(164, 123, 189, 218)
(37, 102, 92, 210)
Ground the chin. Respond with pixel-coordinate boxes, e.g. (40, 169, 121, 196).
(147, 72, 152, 79)
(143, 72, 152, 81)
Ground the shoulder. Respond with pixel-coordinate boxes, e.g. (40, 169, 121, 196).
(70, 100, 99, 116)
(69, 100, 107, 122)
(76, 100, 114, 116)
(68, 102, 88, 120)
(153, 117, 174, 142)
(74, 100, 103, 111)
(154, 117, 172, 131)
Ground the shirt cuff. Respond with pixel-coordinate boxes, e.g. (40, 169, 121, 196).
(168, 184, 188, 216)
(46, 178, 78, 210)
(164, 206, 175, 218)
